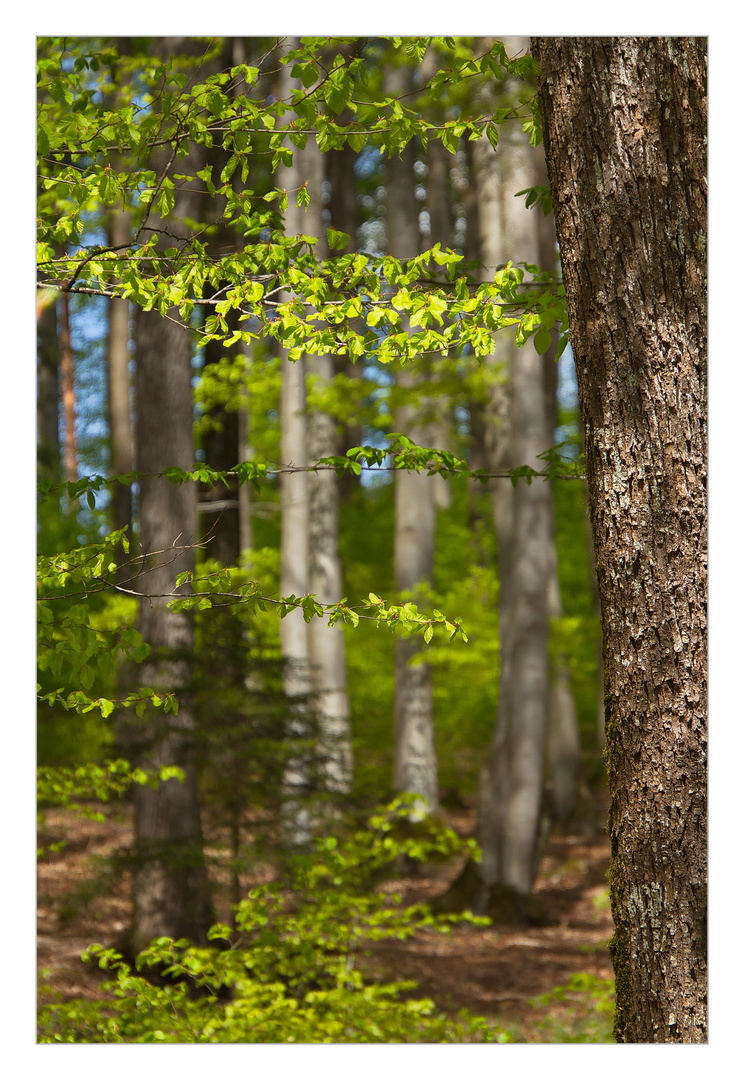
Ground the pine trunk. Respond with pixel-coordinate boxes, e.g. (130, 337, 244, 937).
(532, 35, 707, 1043)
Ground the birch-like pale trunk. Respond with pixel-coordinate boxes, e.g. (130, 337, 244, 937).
(386, 64, 438, 816)
(439, 37, 554, 915)
(278, 39, 353, 838)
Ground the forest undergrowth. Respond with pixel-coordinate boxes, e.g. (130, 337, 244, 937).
(38, 796, 614, 1043)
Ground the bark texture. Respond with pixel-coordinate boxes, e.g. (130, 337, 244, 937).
(532, 36, 707, 1043)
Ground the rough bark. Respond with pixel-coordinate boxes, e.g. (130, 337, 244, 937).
(531, 35, 707, 1043)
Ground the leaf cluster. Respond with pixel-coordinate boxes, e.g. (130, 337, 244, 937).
(37, 36, 564, 364)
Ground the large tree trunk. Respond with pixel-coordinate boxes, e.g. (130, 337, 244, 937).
(126, 37, 215, 954)
(532, 35, 707, 1043)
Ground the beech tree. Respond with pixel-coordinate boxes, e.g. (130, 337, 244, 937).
(386, 63, 439, 815)
(40, 37, 704, 1044)
(125, 38, 217, 952)
(531, 36, 707, 1043)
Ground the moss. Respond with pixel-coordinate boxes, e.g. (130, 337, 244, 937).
(605, 853, 628, 1043)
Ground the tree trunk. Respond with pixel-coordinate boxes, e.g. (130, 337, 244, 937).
(59, 292, 77, 484)
(307, 360, 354, 797)
(107, 207, 134, 566)
(532, 35, 707, 1043)
(126, 37, 215, 954)
(325, 135, 363, 503)
(37, 292, 60, 483)
(386, 64, 438, 817)
(303, 136, 354, 799)
(536, 165, 583, 828)
(277, 38, 347, 843)
(436, 37, 553, 919)
(278, 329, 312, 845)
(480, 37, 552, 910)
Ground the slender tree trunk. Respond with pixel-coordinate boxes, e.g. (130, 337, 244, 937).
(424, 129, 454, 512)
(277, 39, 354, 840)
(532, 35, 707, 1043)
(536, 164, 583, 828)
(126, 37, 215, 954)
(278, 331, 312, 844)
(481, 38, 552, 908)
(386, 64, 438, 816)
(325, 136, 363, 503)
(37, 292, 60, 483)
(59, 292, 77, 484)
(307, 363, 354, 796)
(437, 37, 553, 917)
(107, 207, 134, 564)
(131, 303, 214, 954)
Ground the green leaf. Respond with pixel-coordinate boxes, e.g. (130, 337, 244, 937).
(327, 227, 350, 251)
(534, 327, 553, 355)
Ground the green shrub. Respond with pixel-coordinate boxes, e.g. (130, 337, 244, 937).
(38, 798, 515, 1044)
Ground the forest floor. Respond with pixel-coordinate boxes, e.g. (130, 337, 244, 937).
(37, 796, 614, 1043)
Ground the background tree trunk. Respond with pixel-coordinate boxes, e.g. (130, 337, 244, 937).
(106, 207, 134, 567)
(435, 37, 554, 918)
(532, 35, 707, 1043)
(37, 293, 60, 483)
(126, 37, 216, 954)
(387, 64, 438, 816)
(276, 38, 355, 839)
(478, 37, 553, 912)
(304, 151, 354, 800)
